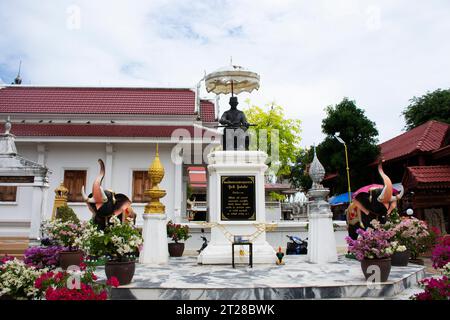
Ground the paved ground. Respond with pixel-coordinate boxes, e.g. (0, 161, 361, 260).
(100, 255, 426, 300)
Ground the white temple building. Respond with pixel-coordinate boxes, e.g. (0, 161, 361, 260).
(0, 84, 347, 252)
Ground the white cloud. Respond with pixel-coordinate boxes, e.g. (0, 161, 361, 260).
(1, 0, 450, 147)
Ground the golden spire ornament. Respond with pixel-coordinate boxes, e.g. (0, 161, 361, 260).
(144, 144, 167, 214)
(51, 182, 69, 219)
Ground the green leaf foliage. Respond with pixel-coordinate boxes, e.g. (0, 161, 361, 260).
(402, 88, 450, 130)
(289, 147, 313, 191)
(317, 98, 380, 193)
(244, 102, 302, 177)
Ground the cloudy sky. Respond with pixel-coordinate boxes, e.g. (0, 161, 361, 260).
(1, 0, 449, 147)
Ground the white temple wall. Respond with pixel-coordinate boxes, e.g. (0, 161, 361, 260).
(1, 141, 178, 237)
(112, 143, 176, 226)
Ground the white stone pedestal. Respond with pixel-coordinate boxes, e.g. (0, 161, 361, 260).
(198, 151, 276, 265)
(139, 214, 168, 265)
(307, 191, 338, 264)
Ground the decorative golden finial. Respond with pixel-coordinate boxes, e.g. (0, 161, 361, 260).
(144, 144, 166, 214)
(51, 182, 69, 219)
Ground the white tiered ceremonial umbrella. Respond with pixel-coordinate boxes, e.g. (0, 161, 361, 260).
(205, 64, 260, 96)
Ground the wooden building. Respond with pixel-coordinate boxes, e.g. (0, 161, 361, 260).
(378, 120, 450, 233)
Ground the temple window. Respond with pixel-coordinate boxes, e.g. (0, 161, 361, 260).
(132, 170, 151, 203)
(63, 170, 87, 202)
(0, 186, 17, 202)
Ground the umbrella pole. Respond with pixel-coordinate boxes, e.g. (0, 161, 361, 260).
(231, 80, 234, 97)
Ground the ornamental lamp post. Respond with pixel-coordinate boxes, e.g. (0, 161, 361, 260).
(334, 133, 352, 205)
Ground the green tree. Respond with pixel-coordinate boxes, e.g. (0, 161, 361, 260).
(244, 102, 302, 178)
(403, 88, 450, 130)
(317, 98, 380, 194)
(290, 147, 313, 191)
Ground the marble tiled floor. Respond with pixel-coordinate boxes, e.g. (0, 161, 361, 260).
(98, 255, 426, 300)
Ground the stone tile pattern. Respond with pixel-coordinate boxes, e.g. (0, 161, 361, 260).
(97, 255, 425, 300)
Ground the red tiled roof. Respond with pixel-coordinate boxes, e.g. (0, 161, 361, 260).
(0, 86, 216, 122)
(379, 120, 450, 162)
(403, 165, 450, 189)
(200, 100, 216, 122)
(10, 123, 198, 138)
(188, 167, 207, 188)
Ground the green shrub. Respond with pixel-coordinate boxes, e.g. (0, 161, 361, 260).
(55, 205, 79, 223)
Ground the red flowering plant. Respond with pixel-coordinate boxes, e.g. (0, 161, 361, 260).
(34, 262, 119, 300)
(410, 235, 450, 300)
(167, 220, 191, 243)
(412, 276, 450, 300)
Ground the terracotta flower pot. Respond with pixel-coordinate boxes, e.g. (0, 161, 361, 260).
(105, 261, 135, 286)
(168, 243, 185, 257)
(59, 250, 84, 270)
(391, 250, 410, 266)
(360, 258, 391, 282)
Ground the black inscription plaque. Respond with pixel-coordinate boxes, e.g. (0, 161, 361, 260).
(221, 175, 256, 221)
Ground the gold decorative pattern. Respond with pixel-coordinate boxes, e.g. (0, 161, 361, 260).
(144, 144, 167, 214)
(193, 221, 277, 243)
(51, 182, 69, 220)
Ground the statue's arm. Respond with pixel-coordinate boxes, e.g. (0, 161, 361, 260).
(219, 112, 231, 125)
(241, 112, 250, 128)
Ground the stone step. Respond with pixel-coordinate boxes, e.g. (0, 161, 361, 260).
(0, 237, 29, 260)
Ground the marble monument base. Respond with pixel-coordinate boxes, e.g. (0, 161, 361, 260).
(198, 150, 276, 265)
(197, 241, 276, 265)
(139, 214, 168, 265)
(103, 255, 426, 300)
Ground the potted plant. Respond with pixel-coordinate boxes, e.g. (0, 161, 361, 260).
(0, 258, 46, 300)
(41, 219, 88, 270)
(388, 217, 431, 265)
(167, 220, 191, 257)
(87, 216, 142, 285)
(34, 263, 119, 300)
(346, 227, 394, 282)
(390, 241, 410, 266)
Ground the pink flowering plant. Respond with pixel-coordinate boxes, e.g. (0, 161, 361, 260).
(345, 228, 395, 261)
(41, 219, 87, 252)
(380, 217, 430, 259)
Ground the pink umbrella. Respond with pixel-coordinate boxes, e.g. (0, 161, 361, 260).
(352, 184, 399, 199)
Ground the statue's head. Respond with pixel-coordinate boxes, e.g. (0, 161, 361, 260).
(229, 96, 238, 110)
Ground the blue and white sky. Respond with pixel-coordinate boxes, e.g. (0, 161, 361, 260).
(1, 0, 450, 147)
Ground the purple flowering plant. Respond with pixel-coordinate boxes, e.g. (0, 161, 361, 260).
(345, 228, 395, 261)
(24, 246, 65, 269)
